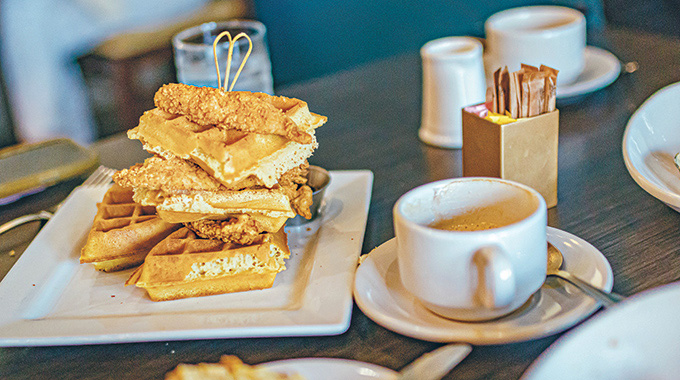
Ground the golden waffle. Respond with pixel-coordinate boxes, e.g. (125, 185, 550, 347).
(128, 102, 324, 188)
(132, 187, 296, 220)
(114, 156, 303, 222)
(80, 184, 180, 272)
(126, 227, 290, 301)
(166, 355, 305, 380)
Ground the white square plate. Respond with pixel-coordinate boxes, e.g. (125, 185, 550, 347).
(0, 170, 373, 346)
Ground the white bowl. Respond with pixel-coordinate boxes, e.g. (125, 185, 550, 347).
(623, 81, 680, 212)
(522, 282, 680, 379)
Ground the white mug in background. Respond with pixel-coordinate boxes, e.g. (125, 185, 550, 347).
(420, 37, 486, 149)
(394, 177, 547, 321)
(485, 6, 586, 85)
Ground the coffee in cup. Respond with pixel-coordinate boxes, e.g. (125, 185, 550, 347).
(429, 218, 501, 232)
(393, 177, 547, 321)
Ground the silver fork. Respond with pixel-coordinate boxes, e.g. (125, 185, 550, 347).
(80, 165, 116, 187)
(0, 165, 115, 235)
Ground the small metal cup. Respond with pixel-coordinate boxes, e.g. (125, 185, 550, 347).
(287, 165, 331, 226)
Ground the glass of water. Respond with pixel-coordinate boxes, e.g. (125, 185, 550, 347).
(172, 20, 274, 94)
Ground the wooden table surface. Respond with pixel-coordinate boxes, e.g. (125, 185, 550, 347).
(2, 26, 680, 379)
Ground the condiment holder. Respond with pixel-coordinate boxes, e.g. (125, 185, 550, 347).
(462, 65, 559, 208)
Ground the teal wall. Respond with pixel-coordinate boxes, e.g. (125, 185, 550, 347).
(253, 0, 604, 86)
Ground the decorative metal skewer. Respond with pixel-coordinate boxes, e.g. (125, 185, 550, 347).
(212, 30, 253, 92)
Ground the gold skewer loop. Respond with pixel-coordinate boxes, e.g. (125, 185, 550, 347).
(212, 30, 253, 92)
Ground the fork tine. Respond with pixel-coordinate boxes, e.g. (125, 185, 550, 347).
(93, 167, 114, 186)
(1, 167, 115, 236)
(81, 166, 105, 186)
(81, 165, 115, 187)
(89, 169, 113, 186)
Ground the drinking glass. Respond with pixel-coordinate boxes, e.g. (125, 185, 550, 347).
(172, 20, 274, 94)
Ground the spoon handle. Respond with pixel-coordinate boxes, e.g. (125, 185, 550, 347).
(555, 270, 625, 307)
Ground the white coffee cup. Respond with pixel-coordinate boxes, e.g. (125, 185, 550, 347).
(420, 37, 486, 149)
(485, 6, 586, 85)
(394, 177, 547, 321)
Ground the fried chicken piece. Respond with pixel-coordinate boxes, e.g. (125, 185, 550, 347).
(286, 184, 313, 219)
(154, 83, 313, 144)
(114, 155, 224, 192)
(185, 216, 269, 246)
(114, 155, 308, 193)
(279, 163, 313, 219)
(279, 162, 309, 187)
(114, 156, 313, 218)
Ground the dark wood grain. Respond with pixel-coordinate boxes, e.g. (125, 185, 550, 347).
(2, 26, 680, 380)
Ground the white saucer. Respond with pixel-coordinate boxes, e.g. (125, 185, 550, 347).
(353, 227, 613, 345)
(556, 46, 620, 99)
(263, 358, 397, 380)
